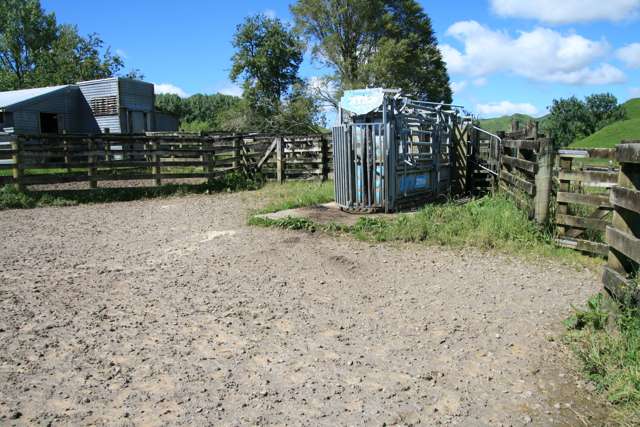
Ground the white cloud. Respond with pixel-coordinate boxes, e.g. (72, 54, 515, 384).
(476, 101, 538, 118)
(441, 21, 626, 85)
(490, 0, 640, 24)
(217, 84, 243, 97)
(630, 87, 640, 98)
(473, 77, 488, 87)
(263, 9, 276, 19)
(451, 81, 468, 94)
(154, 83, 188, 98)
(115, 48, 128, 59)
(617, 43, 640, 68)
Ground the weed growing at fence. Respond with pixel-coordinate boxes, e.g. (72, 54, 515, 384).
(565, 292, 640, 425)
(0, 172, 262, 210)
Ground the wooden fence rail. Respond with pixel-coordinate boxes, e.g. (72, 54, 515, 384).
(554, 148, 617, 257)
(0, 133, 331, 189)
(603, 142, 640, 306)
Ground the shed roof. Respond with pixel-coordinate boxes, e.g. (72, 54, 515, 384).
(0, 85, 71, 109)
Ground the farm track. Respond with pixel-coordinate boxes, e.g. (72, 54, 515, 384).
(0, 191, 610, 425)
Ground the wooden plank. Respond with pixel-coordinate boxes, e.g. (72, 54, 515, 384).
(501, 155, 537, 173)
(558, 170, 618, 186)
(602, 266, 640, 306)
(611, 186, 640, 214)
(555, 214, 607, 231)
(606, 226, 640, 264)
(559, 148, 617, 160)
(257, 138, 278, 170)
(555, 237, 609, 257)
(565, 207, 611, 239)
(502, 139, 543, 151)
(500, 169, 534, 195)
(556, 192, 612, 208)
(616, 143, 640, 164)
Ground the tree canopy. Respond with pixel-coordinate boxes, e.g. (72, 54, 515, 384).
(229, 14, 322, 133)
(291, 0, 452, 104)
(155, 93, 243, 132)
(547, 93, 627, 147)
(0, 0, 128, 90)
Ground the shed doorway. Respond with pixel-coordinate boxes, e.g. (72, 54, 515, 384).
(40, 113, 59, 134)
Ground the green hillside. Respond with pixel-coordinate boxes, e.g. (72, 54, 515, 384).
(478, 113, 540, 134)
(570, 98, 640, 148)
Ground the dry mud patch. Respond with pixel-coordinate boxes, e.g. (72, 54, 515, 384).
(0, 192, 610, 425)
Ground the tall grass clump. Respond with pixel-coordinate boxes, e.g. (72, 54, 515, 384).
(565, 292, 640, 425)
(352, 195, 552, 253)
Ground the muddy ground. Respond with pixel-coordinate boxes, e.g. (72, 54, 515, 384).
(0, 190, 611, 425)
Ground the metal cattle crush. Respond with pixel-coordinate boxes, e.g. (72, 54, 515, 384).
(332, 88, 472, 212)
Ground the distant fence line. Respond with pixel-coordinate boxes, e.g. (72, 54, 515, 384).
(0, 132, 332, 189)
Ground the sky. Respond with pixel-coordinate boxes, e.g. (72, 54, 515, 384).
(42, 0, 640, 119)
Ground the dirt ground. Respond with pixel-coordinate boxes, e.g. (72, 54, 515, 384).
(0, 190, 611, 426)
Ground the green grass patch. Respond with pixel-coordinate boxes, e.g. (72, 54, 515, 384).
(570, 98, 640, 149)
(251, 180, 335, 214)
(570, 118, 640, 149)
(565, 292, 640, 425)
(250, 192, 595, 267)
(0, 172, 262, 210)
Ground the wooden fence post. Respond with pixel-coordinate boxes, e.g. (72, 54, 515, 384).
(603, 143, 640, 306)
(232, 136, 240, 170)
(152, 139, 161, 186)
(208, 148, 216, 186)
(534, 139, 553, 224)
(556, 155, 572, 236)
(63, 130, 71, 173)
(88, 138, 97, 189)
(321, 136, 329, 182)
(276, 136, 285, 184)
(11, 137, 23, 192)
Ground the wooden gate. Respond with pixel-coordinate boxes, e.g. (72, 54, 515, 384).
(554, 149, 617, 256)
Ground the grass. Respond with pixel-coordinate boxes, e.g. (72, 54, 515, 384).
(565, 292, 640, 425)
(0, 172, 262, 210)
(478, 113, 549, 134)
(249, 189, 595, 267)
(570, 98, 640, 149)
(251, 180, 335, 214)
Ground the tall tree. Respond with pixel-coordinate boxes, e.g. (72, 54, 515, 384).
(0, 0, 57, 89)
(585, 93, 626, 133)
(291, 0, 452, 104)
(229, 14, 321, 132)
(230, 15, 303, 120)
(0, 0, 127, 90)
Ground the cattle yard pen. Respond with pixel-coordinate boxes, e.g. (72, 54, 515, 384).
(0, 133, 331, 189)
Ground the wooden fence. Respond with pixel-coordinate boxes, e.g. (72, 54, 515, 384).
(496, 123, 553, 224)
(0, 133, 331, 189)
(603, 142, 640, 306)
(553, 148, 617, 256)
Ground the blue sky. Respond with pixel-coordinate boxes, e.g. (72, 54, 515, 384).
(42, 0, 640, 118)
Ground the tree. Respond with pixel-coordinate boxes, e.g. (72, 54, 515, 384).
(229, 14, 321, 133)
(585, 93, 626, 133)
(546, 93, 627, 147)
(291, 0, 452, 103)
(155, 93, 244, 132)
(230, 15, 303, 120)
(38, 25, 124, 85)
(0, 0, 57, 89)
(0, 0, 127, 90)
